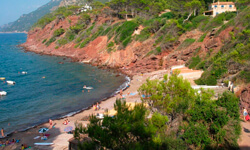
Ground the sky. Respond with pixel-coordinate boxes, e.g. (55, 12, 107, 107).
(0, 0, 51, 26)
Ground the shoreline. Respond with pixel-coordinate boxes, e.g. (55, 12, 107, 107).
(0, 69, 160, 149)
(1, 66, 131, 138)
(0, 43, 135, 149)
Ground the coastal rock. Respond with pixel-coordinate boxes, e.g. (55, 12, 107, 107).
(240, 84, 250, 112)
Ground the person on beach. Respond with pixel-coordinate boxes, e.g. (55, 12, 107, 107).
(93, 104, 97, 111)
(1, 128, 4, 137)
(97, 102, 100, 110)
(49, 119, 53, 129)
(243, 107, 248, 121)
(170, 67, 173, 75)
(119, 89, 123, 99)
(63, 119, 69, 125)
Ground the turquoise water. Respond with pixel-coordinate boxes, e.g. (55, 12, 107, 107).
(0, 33, 128, 135)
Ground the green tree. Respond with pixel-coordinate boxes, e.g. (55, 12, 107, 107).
(74, 99, 158, 149)
(139, 73, 197, 119)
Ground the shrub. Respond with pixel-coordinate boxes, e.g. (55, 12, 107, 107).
(45, 37, 56, 46)
(155, 47, 162, 55)
(239, 71, 250, 83)
(70, 24, 86, 34)
(198, 33, 207, 42)
(203, 13, 225, 31)
(216, 91, 240, 119)
(191, 15, 209, 28)
(188, 56, 201, 69)
(177, 38, 196, 50)
(183, 123, 211, 148)
(107, 42, 114, 48)
(42, 39, 47, 43)
(135, 27, 151, 42)
(122, 36, 132, 48)
(160, 12, 174, 19)
(115, 21, 138, 43)
(79, 37, 90, 48)
(57, 38, 68, 46)
(53, 28, 65, 37)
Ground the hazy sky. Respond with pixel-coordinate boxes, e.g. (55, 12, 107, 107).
(0, 0, 51, 26)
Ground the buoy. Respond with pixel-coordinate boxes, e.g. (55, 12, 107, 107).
(0, 77, 5, 80)
(42, 76, 46, 78)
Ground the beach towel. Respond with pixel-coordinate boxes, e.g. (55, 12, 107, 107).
(246, 114, 250, 121)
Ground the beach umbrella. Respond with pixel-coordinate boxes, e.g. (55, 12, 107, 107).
(38, 128, 49, 133)
(64, 126, 73, 132)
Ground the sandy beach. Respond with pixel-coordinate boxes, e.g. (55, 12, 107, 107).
(0, 69, 171, 150)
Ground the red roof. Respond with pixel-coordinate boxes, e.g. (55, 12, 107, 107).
(212, 2, 235, 5)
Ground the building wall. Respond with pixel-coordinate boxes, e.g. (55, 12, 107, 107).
(211, 4, 236, 17)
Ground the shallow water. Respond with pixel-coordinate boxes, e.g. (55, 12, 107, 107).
(0, 33, 127, 134)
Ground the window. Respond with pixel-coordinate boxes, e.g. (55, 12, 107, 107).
(221, 5, 224, 9)
(216, 12, 219, 15)
(214, 5, 217, 8)
(229, 5, 232, 8)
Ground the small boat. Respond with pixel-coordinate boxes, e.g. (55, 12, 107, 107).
(6, 81, 16, 85)
(0, 77, 5, 80)
(21, 71, 28, 74)
(0, 91, 7, 96)
(83, 86, 93, 90)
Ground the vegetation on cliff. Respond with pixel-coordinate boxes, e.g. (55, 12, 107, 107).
(74, 74, 240, 149)
(29, 0, 249, 85)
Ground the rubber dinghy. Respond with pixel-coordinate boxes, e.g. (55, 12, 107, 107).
(6, 81, 15, 85)
(34, 143, 54, 146)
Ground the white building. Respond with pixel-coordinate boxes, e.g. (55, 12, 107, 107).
(204, 1, 237, 17)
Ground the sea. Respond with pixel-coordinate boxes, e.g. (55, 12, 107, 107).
(0, 33, 129, 135)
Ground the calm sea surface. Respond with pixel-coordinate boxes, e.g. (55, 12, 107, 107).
(0, 33, 128, 135)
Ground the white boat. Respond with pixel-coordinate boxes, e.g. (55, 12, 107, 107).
(0, 91, 7, 96)
(22, 71, 28, 74)
(6, 81, 16, 85)
(83, 86, 93, 90)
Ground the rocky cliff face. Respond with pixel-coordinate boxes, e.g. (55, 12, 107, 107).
(21, 14, 233, 76)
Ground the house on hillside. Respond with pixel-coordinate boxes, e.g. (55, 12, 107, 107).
(204, 1, 237, 17)
(76, 4, 92, 14)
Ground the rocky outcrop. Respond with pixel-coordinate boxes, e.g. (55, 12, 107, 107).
(240, 84, 250, 112)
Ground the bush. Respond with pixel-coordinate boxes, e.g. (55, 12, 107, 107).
(57, 38, 68, 46)
(188, 56, 201, 69)
(42, 39, 47, 43)
(135, 27, 151, 42)
(53, 28, 65, 37)
(159, 12, 174, 19)
(216, 91, 240, 119)
(122, 36, 132, 48)
(79, 37, 90, 48)
(177, 38, 196, 50)
(198, 33, 207, 42)
(183, 123, 211, 148)
(45, 37, 56, 46)
(107, 42, 114, 48)
(239, 71, 250, 83)
(203, 13, 225, 31)
(115, 21, 138, 44)
(191, 15, 209, 28)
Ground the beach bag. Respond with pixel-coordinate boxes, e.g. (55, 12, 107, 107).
(246, 114, 250, 121)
